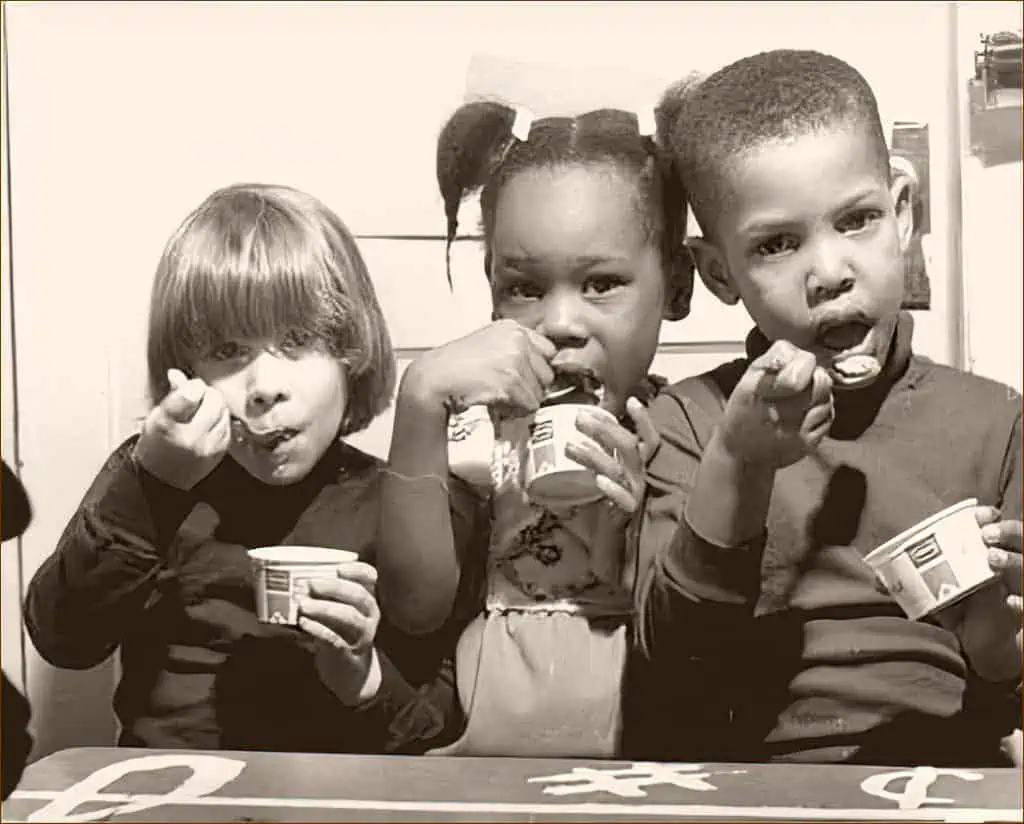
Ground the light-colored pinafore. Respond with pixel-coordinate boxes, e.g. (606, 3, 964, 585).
(430, 408, 634, 758)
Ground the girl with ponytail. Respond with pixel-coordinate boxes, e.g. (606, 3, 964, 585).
(376, 90, 695, 758)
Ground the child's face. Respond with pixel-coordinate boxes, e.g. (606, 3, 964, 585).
(707, 127, 907, 387)
(193, 335, 347, 485)
(489, 163, 668, 414)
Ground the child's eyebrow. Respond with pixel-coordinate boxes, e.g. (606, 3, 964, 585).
(738, 186, 886, 236)
(736, 215, 802, 237)
(832, 187, 887, 212)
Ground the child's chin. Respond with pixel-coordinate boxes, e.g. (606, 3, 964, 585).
(235, 453, 313, 486)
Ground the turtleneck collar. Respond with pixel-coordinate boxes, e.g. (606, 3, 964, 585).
(743, 312, 915, 439)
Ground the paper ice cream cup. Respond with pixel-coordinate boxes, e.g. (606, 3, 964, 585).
(524, 404, 615, 508)
(248, 546, 357, 625)
(863, 499, 996, 621)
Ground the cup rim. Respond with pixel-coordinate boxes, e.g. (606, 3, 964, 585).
(864, 498, 978, 567)
(248, 546, 357, 565)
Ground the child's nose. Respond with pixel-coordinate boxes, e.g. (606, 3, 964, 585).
(807, 240, 855, 304)
(245, 352, 290, 411)
(536, 293, 588, 348)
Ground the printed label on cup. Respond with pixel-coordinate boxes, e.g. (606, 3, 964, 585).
(524, 404, 612, 508)
(248, 546, 357, 625)
(863, 499, 996, 621)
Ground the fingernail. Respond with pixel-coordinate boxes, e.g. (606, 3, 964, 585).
(987, 547, 1007, 567)
(982, 525, 1001, 543)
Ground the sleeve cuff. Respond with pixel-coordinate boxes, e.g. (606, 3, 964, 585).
(351, 649, 419, 719)
(663, 516, 765, 605)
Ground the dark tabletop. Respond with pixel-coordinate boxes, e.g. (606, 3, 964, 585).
(2, 747, 1021, 822)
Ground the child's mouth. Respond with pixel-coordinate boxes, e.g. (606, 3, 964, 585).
(815, 319, 872, 354)
(814, 319, 882, 387)
(251, 428, 298, 450)
(231, 418, 299, 450)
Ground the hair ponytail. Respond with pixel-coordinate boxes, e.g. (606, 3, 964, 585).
(436, 101, 517, 288)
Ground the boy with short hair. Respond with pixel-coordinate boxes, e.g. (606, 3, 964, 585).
(636, 49, 1021, 766)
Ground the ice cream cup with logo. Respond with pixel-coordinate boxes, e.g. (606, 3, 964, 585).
(863, 499, 996, 623)
(248, 546, 357, 625)
(523, 370, 616, 508)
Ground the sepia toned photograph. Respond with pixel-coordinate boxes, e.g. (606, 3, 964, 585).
(1, 2, 1021, 822)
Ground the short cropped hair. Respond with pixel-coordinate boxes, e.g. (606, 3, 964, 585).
(658, 50, 889, 238)
(146, 183, 395, 435)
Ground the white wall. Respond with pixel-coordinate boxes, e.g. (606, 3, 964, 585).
(2, 8, 26, 699)
(2, 0, 987, 758)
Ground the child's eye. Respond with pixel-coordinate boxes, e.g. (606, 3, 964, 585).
(280, 329, 317, 353)
(754, 235, 799, 258)
(836, 209, 883, 234)
(209, 341, 246, 361)
(583, 274, 627, 296)
(501, 281, 544, 301)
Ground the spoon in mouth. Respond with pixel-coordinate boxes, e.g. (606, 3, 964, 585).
(829, 354, 881, 388)
(230, 415, 254, 444)
(229, 416, 284, 444)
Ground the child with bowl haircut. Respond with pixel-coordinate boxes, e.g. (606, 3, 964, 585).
(25, 184, 461, 753)
(636, 50, 1022, 766)
(376, 97, 694, 757)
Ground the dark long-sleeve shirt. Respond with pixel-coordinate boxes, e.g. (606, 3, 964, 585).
(634, 313, 1022, 765)
(25, 437, 486, 753)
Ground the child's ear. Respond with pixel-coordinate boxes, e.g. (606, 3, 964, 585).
(686, 237, 740, 306)
(888, 158, 917, 253)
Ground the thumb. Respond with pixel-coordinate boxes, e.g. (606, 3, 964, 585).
(167, 368, 189, 390)
(163, 369, 206, 423)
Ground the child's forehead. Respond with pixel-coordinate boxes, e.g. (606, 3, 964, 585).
(734, 124, 884, 176)
(712, 127, 888, 217)
(492, 165, 653, 259)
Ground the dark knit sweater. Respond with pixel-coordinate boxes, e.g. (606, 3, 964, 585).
(25, 438, 486, 753)
(633, 313, 1022, 765)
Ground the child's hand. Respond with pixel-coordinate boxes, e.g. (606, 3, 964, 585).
(402, 320, 556, 419)
(979, 509, 1022, 659)
(988, 547, 1023, 628)
(569, 397, 659, 514)
(133, 368, 232, 490)
(298, 562, 382, 706)
(945, 507, 1021, 681)
(719, 340, 834, 470)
